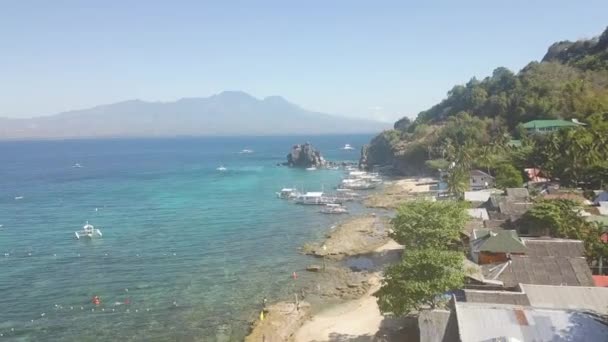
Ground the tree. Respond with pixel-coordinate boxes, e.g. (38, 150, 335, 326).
(375, 248, 464, 315)
(494, 163, 524, 188)
(391, 200, 469, 250)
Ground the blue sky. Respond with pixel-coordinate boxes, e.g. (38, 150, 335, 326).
(1, 1, 607, 122)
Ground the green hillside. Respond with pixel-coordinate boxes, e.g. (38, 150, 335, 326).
(362, 26, 608, 190)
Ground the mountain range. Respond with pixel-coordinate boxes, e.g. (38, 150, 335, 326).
(0, 91, 388, 140)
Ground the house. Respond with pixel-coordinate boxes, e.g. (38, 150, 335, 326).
(521, 237, 585, 257)
(470, 170, 494, 190)
(523, 119, 581, 133)
(463, 284, 608, 315)
(470, 229, 527, 264)
(481, 255, 594, 288)
(593, 275, 608, 287)
(505, 188, 529, 202)
(419, 299, 608, 342)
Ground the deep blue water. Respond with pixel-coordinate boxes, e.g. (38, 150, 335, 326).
(0, 135, 372, 341)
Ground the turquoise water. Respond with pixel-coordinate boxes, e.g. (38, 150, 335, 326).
(0, 135, 372, 341)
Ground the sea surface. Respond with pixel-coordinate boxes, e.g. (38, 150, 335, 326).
(0, 135, 373, 341)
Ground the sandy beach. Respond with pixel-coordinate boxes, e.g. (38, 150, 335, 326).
(364, 177, 437, 209)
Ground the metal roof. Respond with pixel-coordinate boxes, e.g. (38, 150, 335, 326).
(505, 188, 529, 201)
(522, 119, 579, 129)
(472, 230, 527, 254)
(455, 302, 608, 342)
(467, 208, 489, 221)
(464, 191, 492, 203)
(521, 284, 608, 315)
(521, 238, 585, 258)
(482, 256, 594, 288)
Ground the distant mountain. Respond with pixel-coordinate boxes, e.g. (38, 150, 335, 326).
(0, 91, 388, 140)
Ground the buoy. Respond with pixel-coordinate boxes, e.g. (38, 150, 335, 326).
(40, 313, 45, 317)
(125, 288, 128, 292)
(112, 309, 115, 312)
(92, 296, 101, 305)
(259, 310, 265, 321)
(101, 308, 105, 312)
(292, 271, 297, 280)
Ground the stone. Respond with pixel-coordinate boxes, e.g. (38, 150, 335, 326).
(285, 142, 326, 168)
(306, 265, 322, 272)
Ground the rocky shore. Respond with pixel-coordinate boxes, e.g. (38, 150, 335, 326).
(245, 212, 403, 341)
(301, 215, 391, 259)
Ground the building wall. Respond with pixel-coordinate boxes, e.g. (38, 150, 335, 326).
(478, 252, 525, 265)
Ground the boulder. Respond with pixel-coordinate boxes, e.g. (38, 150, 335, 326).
(306, 265, 322, 272)
(285, 142, 326, 168)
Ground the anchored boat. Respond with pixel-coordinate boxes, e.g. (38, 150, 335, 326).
(75, 222, 102, 240)
(320, 203, 348, 214)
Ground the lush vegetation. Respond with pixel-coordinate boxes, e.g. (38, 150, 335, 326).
(376, 201, 468, 315)
(375, 248, 464, 315)
(519, 199, 608, 263)
(362, 26, 608, 191)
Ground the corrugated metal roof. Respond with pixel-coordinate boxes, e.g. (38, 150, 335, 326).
(522, 119, 579, 129)
(465, 191, 493, 202)
(467, 208, 489, 221)
(472, 230, 527, 254)
(521, 284, 608, 315)
(455, 302, 608, 342)
(505, 188, 529, 201)
(522, 238, 585, 257)
(463, 289, 531, 306)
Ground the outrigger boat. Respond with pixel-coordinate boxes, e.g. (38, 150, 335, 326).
(294, 192, 342, 205)
(320, 203, 348, 214)
(276, 188, 300, 199)
(75, 222, 102, 240)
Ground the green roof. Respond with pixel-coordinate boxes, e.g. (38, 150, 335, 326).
(475, 230, 527, 253)
(522, 120, 579, 129)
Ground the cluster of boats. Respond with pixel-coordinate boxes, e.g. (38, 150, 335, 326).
(276, 169, 382, 215)
(339, 171, 382, 190)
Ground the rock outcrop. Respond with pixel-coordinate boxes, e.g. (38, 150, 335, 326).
(286, 143, 325, 168)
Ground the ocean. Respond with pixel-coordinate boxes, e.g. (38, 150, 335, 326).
(0, 135, 373, 341)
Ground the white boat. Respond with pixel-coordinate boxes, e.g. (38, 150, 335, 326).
(342, 144, 355, 150)
(74, 222, 102, 240)
(239, 149, 254, 154)
(320, 203, 348, 214)
(14, 196, 24, 200)
(72, 163, 83, 168)
(305, 167, 317, 171)
(276, 188, 300, 199)
(295, 192, 342, 205)
(217, 166, 227, 172)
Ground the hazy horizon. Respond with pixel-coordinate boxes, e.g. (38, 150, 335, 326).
(1, 1, 607, 122)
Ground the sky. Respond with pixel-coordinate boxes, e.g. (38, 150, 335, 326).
(1, 1, 607, 122)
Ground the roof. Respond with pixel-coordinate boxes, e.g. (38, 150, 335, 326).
(455, 302, 608, 342)
(521, 284, 608, 315)
(464, 191, 492, 202)
(303, 192, 323, 197)
(593, 275, 608, 287)
(467, 208, 489, 221)
(472, 230, 527, 254)
(543, 192, 590, 204)
(522, 238, 585, 258)
(470, 169, 494, 179)
(505, 188, 529, 201)
(498, 201, 533, 217)
(463, 289, 530, 306)
(464, 259, 485, 283)
(482, 255, 594, 287)
(522, 119, 579, 129)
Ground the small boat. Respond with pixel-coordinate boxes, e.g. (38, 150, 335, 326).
(239, 149, 254, 154)
(320, 204, 348, 214)
(305, 167, 317, 171)
(217, 166, 227, 172)
(342, 144, 355, 150)
(72, 163, 83, 168)
(295, 192, 342, 205)
(74, 222, 102, 240)
(14, 196, 24, 200)
(276, 188, 300, 199)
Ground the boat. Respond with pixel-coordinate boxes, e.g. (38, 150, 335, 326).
(217, 165, 227, 171)
(72, 163, 83, 168)
(239, 149, 254, 154)
(305, 167, 317, 171)
(342, 144, 355, 150)
(74, 222, 102, 240)
(14, 196, 24, 200)
(276, 188, 300, 199)
(295, 192, 342, 205)
(339, 179, 377, 190)
(320, 203, 348, 214)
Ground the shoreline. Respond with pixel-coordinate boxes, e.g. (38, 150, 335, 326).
(245, 177, 426, 341)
